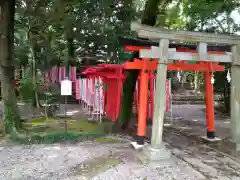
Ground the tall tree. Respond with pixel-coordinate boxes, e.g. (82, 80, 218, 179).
(183, 0, 240, 113)
(118, 0, 173, 129)
(0, 0, 21, 133)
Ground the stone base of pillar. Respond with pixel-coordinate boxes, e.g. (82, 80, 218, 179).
(130, 141, 148, 150)
(234, 143, 240, 151)
(201, 136, 221, 143)
(225, 139, 240, 151)
(143, 144, 171, 161)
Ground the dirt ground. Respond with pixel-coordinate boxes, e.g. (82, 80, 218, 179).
(0, 103, 240, 180)
(0, 136, 208, 180)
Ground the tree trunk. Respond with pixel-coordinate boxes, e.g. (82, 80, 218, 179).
(118, 0, 170, 129)
(21, 66, 25, 78)
(0, 0, 21, 133)
(29, 44, 40, 108)
(118, 0, 134, 34)
(33, 47, 39, 107)
(64, 19, 75, 74)
(67, 36, 74, 76)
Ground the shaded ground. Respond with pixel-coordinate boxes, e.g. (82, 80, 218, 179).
(135, 104, 240, 179)
(166, 104, 230, 138)
(171, 104, 229, 126)
(0, 103, 239, 179)
(152, 104, 240, 179)
(162, 128, 240, 180)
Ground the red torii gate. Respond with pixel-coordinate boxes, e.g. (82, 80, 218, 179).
(124, 45, 225, 144)
(81, 64, 125, 121)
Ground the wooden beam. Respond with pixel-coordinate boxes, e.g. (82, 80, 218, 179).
(151, 47, 176, 52)
(124, 45, 228, 55)
(131, 22, 240, 45)
(139, 49, 232, 63)
(125, 61, 224, 71)
(119, 36, 231, 51)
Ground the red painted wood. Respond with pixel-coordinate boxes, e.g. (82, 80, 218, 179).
(124, 59, 224, 72)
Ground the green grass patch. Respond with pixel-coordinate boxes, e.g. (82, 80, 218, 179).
(31, 117, 47, 123)
(0, 121, 4, 139)
(0, 116, 116, 145)
(10, 130, 105, 144)
(95, 137, 121, 143)
(8, 117, 113, 144)
(67, 119, 103, 132)
(22, 117, 107, 133)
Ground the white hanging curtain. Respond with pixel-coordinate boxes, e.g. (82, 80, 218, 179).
(99, 77, 104, 114)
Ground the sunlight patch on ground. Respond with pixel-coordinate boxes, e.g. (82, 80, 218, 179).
(17, 102, 26, 106)
(179, 126, 191, 130)
(66, 110, 80, 115)
(57, 110, 80, 116)
(164, 123, 172, 127)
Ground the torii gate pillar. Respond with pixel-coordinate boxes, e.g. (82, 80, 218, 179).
(140, 39, 171, 160)
(230, 44, 240, 150)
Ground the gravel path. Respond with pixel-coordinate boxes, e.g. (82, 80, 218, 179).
(2, 132, 240, 180)
(171, 104, 229, 125)
(162, 128, 240, 180)
(0, 103, 238, 179)
(0, 137, 206, 180)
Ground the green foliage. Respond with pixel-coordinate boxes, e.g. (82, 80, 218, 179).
(156, 0, 186, 29)
(18, 76, 35, 102)
(183, 0, 240, 32)
(42, 92, 60, 105)
(3, 102, 21, 134)
(119, 48, 133, 64)
(182, 0, 239, 112)
(18, 68, 42, 99)
(8, 0, 240, 132)
(13, 0, 143, 69)
(10, 131, 105, 144)
(8, 118, 111, 144)
(41, 92, 61, 116)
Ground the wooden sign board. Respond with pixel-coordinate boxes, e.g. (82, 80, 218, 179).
(61, 79, 72, 96)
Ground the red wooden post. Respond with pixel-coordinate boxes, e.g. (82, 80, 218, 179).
(136, 58, 150, 144)
(204, 70, 215, 138)
(124, 58, 157, 145)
